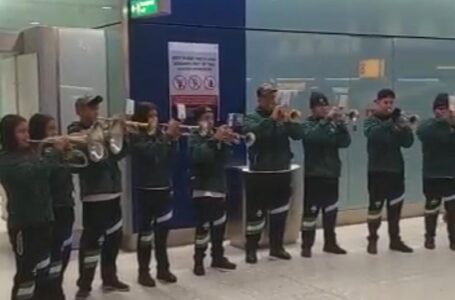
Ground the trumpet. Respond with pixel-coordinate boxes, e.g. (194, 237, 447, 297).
(277, 106, 302, 122)
(230, 132, 256, 148)
(391, 108, 420, 126)
(28, 122, 107, 167)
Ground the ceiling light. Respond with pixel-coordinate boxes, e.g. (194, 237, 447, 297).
(102, 6, 113, 10)
(29, 21, 40, 25)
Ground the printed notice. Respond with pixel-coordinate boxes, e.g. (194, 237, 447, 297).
(168, 42, 219, 122)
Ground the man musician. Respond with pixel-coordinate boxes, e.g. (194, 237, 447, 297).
(243, 83, 302, 263)
(300, 92, 351, 258)
(417, 93, 455, 250)
(364, 89, 414, 255)
(68, 96, 129, 300)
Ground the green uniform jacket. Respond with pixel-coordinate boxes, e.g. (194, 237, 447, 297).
(417, 118, 455, 178)
(302, 117, 351, 178)
(243, 107, 302, 171)
(44, 148, 74, 207)
(68, 121, 127, 198)
(130, 131, 177, 189)
(0, 151, 58, 227)
(364, 114, 414, 174)
(190, 131, 231, 193)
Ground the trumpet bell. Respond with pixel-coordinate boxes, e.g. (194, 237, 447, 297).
(244, 132, 256, 147)
(65, 149, 89, 168)
(290, 109, 302, 120)
(107, 119, 124, 155)
(86, 122, 107, 162)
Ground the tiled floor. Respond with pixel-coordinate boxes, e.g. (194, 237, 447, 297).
(0, 217, 453, 300)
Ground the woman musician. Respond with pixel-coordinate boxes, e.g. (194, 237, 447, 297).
(29, 113, 76, 300)
(130, 102, 180, 287)
(189, 106, 237, 276)
(0, 114, 70, 300)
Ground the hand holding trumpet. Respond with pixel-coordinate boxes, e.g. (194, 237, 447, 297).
(51, 136, 72, 152)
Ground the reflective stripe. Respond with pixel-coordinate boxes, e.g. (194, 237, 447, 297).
(157, 211, 173, 224)
(49, 263, 63, 276)
(269, 204, 290, 215)
(62, 235, 73, 248)
(389, 195, 404, 206)
(195, 234, 210, 246)
(325, 202, 338, 213)
(213, 214, 227, 226)
(193, 190, 226, 198)
(84, 254, 100, 265)
(36, 257, 50, 270)
(140, 233, 154, 243)
(202, 222, 210, 229)
(246, 220, 265, 233)
(367, 212, 382, 220)
(425, 206, 441, 215)
(16, 282, 35, 298)
(106, 220, 123, 235)
(302, 220, 317, 228)
(443, 194, 455, 202)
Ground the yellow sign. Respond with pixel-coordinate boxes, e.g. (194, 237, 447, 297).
(359, 59, 385, 79)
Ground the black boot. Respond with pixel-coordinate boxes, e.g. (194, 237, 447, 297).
(301, 229, 315, 258)
(425, 211, 438, 250)
(323, 242, 347, 255)
(193, 263, 205, 276)
(102, 279, 130, 292)
(367, 236, 378, 255)
(75, 289, 90, 300)
(269, 248, 292, 260)
(424, 237, 435, 250)
(245, 249, 258, 264)
(450, 243, 455, 251)
(212, 257, 237, 270)
(323, 219, 346, 255)
(301, 247, 312, 258)
(157, 269, 178, 283)
(138, 271, 156, 287)
(367, 219, 381, 255)
(445, 208, 455, 251)
(390, 238, 413, 253)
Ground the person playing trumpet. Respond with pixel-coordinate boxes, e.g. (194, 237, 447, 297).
(189, 106, 237, 276)
(29, 113, 76, 300)
(417, 93, 455, 250)
(130, 102, 180, 287)
(68, 95, 130, 300)
(300, 92, 351, 258)
(243, 83, 302, 264)
(364, 89, 414, 255)
(0, 114, 70, 300)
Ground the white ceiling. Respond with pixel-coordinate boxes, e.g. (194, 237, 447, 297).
(0, 0, 123, 31)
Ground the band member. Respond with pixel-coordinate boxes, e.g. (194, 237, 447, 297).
(243, 83, 302, 263)
(190, 106, 237, 276)
(29, 114, 75, 300)
(0, 114, 66, 300)
(364, 89, 414, 254)
(300, 92, 351, 258)
(68, 96, 129, 300)
(417, 93, 455, 250)
(130, 102, 179, 287)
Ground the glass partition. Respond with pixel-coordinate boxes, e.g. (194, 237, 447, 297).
(247, 30, 455, 210)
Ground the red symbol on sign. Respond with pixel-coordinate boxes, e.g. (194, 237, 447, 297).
(189, 75, 202, 90)
(173, 75, 186, 90)
(204, 76, 217, 90)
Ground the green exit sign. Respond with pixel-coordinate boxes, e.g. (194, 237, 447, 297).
(131, 0, 170, 18)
